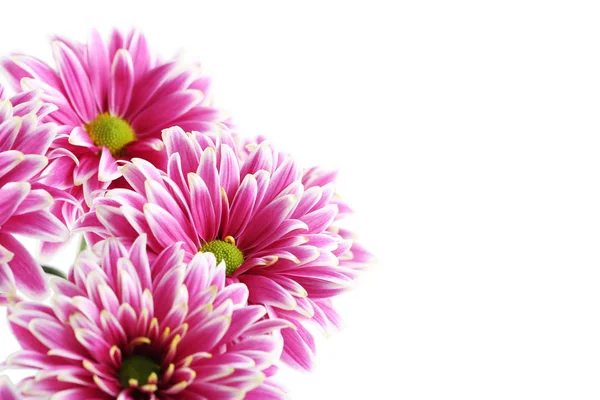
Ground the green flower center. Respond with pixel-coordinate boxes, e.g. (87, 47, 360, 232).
(201, 236, 244, 275)
(119, 354, 161, 388)
(85, 113, 136, 156)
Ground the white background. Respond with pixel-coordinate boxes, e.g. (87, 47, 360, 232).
(1, 1, 600, 399)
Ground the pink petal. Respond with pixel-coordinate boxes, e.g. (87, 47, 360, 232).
(48, 388, 105, 400)
(316, 299, 344, 330)
(121, 158, 163, 194)
(0, 154, 47, 185)
(20, 78, 81, 126)
(98, 147, 120, 182)
(125, 29, 152, 78)
(73, 154, 99, 185)
(0, 233, 48, 298)
(183, 251, 215, 297)
(240, 142, 274, 177)
(180, 315, 231, 355)
(244, 318, 294, 337)
(53, 41, 98, 122)
(108, 49, 134, 117)
(267, 275, 308, 298)
(14, 55, 64, 89)
(108, 29, 125, 58)
(152, 266, 185, 320)
(188, 172, 217, 242)
(143, 203, 196, 252)
(0, 182, 30, 225)
(301, 205, 338, 233)
(145, 179, 190, 234)
(12, 99, 43, 118)
(245, 380, 286, 400)
(130, 90, 204, 135)
(68, 125, 95, 148)
(128, 234, 152, 291)
(126, 62, 177, 119)
(218, 144, 240, 201)
(249, 219, 308, 253)
(238, 194, 298, 250)
(73, 327, 112, 364)
(0, 376, 21, 400)
(0, 242, 13, 264)
(280, 320, 315, 371)
(0, 262, 16, 294)
(2, 211, 69, 242)
(198, 148, 222, 234)
(150, 241, 185, 283)
(0, 98, 13, 121)
(0, 151, 23, 179)
(12, 120, 57, 156)
(226, 174, 258, 238)
(40, 156, 76, 189)
(180, 383, 241, 400)
(213, 283, 249, 308)
(262, 158, 302, 207)
(240, 275, 297, 310)
(1, 57, 32, 90)
(218, 305, 265, 345)
(0, 116, 21, 152)
(162, 126, 199, 176)
(86, 29, 110, 111)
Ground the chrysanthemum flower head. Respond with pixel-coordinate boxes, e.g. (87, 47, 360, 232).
(1, 28, 222, 211)
(4, 235, 288, 399)
(0, 88, 68, 301)
(79, 126, 369, 370)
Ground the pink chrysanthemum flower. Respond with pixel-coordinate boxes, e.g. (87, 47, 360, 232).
(0, 88, 68, 301)
(4, 235, 288, 399)
(78, 126, 367, 370)
(1, 29, 221, 228)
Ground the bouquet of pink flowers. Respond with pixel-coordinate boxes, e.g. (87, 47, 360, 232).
(0, 29, 370, 399)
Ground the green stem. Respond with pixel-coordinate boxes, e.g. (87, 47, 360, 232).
(42, 265, 67, 280)
(79, 235, 88, 252)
